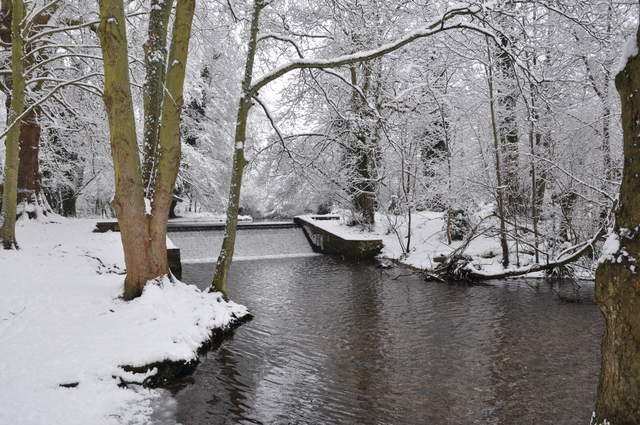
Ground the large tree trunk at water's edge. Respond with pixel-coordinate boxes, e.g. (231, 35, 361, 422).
(98, 0, 155, 299)
(148, 0, 196, 281)
(594, 25, 640, 425)
(97, 0, 196, 299)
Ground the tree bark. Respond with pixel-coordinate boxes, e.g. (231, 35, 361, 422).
(211, 0, 263, 298)
(486, 43, 510, 268)
(495, 33, 521, 216)
(98, 0, 154, 299)
(0, 4, 60, 223)
(593, 24, 640, 425)
(16, 107, 43, 216)
(97, 0, 196, 300)
(0, 0, 25, 249)
(148, 0, 196, 279)
(141, 0, 174, 196)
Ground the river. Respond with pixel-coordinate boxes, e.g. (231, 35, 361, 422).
(169, 253, 601, 425)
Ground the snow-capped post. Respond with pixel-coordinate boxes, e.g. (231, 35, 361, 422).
(210, 2, 500, 296)
(98, 0, 196, 300)
(0, 0, 26, 249)
(593, 22, 640, 425)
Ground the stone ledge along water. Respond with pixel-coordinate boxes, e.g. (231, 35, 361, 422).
(294, 215, 383, 257)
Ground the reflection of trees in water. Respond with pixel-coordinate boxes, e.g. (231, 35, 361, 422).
(212, 345, 258, 423)
(487, 281, 601, 425)
(315, 260, 387, 423)
(403, 284, 502, 425)
(176, 260, 602, 425)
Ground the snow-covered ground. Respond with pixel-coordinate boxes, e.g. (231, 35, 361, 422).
(376, 211, 599, 279)
(169, 209, 253, 222)
(0, 219, 247, 425)
(376, 211, 507, 273)
(295, 214, 382, 241)
(309, 211, 556, 277)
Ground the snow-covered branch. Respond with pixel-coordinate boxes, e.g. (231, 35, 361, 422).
(250, 4, 487, 94)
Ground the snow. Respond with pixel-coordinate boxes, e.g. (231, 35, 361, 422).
(169, 210, 253, 222)
(599, 231, 620, 264)
(309, 211, 561, 278)
(250, 2, 488, 92)
(296, 214, 382, 241)
(144, 197, 152, 215)
(0, 218, 248, 425)
(617, 34, 639, 74)
(374, 211, 502, 271)
(374, 211, 599, 279)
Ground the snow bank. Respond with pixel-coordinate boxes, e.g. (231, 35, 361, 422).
(372, 211, 502, 270)
(169, 210, 253, 222)
(324, 211, 551, 278)
(295, 214, 382, 241)
(0, 219, 248, 425)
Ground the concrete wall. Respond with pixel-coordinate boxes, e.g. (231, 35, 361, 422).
(294, 216, 382, 258)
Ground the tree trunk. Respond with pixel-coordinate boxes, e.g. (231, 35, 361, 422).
(496, 33, 521, 216)
(141, 0, 174, 196)
(0, 0, 25, 249)
(602, 103, 613, 180)
(61, 190, 77, 217)
(98, 0, 196, 299)
(98, 0, 154, 299)
(353, 136, 377, 228)
(16, 107, 44, 218)
(593, 25, 640, 425)
(558, 190, 578, 243)
(601, 1, 615, 185)
(148, 0, 195, 279)
(348, 63, 381, 229)
(486, 44, 510, 268)
(211, 0, 263, 298)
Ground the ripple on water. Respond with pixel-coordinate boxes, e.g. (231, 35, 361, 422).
(171, 256, 601, 425)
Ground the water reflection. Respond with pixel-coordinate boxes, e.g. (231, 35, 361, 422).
(175, 257, 601, 425)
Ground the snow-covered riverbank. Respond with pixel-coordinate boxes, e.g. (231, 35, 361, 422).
(0, 219, 247, 425)
(377, 211, 506, 272)
(315, 211, 583, 278)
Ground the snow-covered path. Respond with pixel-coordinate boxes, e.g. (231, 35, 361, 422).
(0, 219, 247, 425)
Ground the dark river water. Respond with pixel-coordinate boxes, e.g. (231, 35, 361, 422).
(173, 255, 602, 425)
